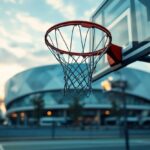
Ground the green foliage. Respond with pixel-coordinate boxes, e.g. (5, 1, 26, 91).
(108, 92, 122, 122)
(111, 99, 122, 116)
(31, 94, 44, 126)
(68, 96, 84, 125)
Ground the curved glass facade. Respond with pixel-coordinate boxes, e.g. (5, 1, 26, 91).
(7, 90, 150, 111)
(5, 64, 150, 106)
(5, 64, 150, 127)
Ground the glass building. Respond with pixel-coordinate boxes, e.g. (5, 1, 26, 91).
(5, 64, 150, 127)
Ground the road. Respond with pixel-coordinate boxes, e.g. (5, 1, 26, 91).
(1, 139, 150, 150)
(1, 127, 150, 140)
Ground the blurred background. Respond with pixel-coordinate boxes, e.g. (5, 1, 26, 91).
(0, 0, 150, 150)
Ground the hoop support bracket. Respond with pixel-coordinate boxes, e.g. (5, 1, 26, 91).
(107, 44, 122, 66)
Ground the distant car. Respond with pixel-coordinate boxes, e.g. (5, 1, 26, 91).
(40, 117, 66, 126)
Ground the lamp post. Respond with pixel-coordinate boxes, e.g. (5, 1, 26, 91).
(119, 80, 129, 150)
(47, 110, 55, 139)
(101, 78, 129, 150)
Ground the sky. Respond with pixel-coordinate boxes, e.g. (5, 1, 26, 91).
(0, 0, 103, 100)
(0, 0, 150, 102)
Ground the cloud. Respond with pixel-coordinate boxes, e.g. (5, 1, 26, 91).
(0, 31, 30, 58)
(2, 0, 23, 4)
(0, 13, 53, 59)
(0, 63, 25, 98)
(46, 0, 76, 19)
(0, 26, 32, 44)
(0, 48, 17, 64)
(16, 12, 51, 33)
(15, 12, 54, 55)
(16, 50, 58, 70)
(0, 27, 53, 64)
(83, 7, 96, 19)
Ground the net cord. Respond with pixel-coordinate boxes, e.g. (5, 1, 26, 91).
(46, 25, 110, 95)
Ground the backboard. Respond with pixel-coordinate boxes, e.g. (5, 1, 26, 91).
(91, 0, 150, 81)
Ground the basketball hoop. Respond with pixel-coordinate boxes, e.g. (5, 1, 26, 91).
(45, 20, 122, 95)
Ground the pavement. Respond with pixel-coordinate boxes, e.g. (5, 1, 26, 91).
(1, 126, 150, 141)
(0, 138, 150, 150)
(0, 126, 150, 149)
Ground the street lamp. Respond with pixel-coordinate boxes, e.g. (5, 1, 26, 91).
(47, 111, 52, 116)
(101, 77, 130, 150)
(101, 80, 112, 91)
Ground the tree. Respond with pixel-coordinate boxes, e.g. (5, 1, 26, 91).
(68, 96, 84, 126)
(31, 94, 44, 126)
(109, 92, 122, 125)
(111, 100, 121, 115)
